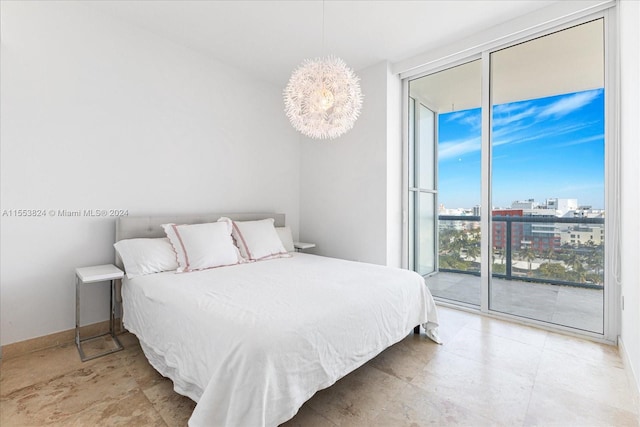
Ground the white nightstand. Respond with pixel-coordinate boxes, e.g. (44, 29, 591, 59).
(75, 264, 124, 361)
(293, 242, 316, 252)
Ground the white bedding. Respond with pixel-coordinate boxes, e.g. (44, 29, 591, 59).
(122, 253, 439, 426)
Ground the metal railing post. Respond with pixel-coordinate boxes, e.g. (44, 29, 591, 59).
(506, 218, 512, 279)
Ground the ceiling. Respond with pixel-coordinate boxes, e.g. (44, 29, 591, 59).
(86, 0, 560, 87)
(410, 18, 604, 112)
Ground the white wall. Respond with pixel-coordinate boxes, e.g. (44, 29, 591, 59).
(0, 2, 301, 346)
(619, 0, 640, 401)
(299, 61, 401, 266)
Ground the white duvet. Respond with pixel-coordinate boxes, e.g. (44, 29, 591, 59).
(122, 253, 439, 426)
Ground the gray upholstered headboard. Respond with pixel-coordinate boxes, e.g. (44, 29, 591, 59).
(114, 213, 285, 269)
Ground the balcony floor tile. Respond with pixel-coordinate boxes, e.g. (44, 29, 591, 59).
(426, 272, 604, 333)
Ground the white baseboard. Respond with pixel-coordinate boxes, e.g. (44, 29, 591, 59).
(619, 336, 640, 414)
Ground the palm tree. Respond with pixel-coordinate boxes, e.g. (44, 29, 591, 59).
(449, 233, 466, 260)
(465, 238, 481, 272)
(566, 251, 587, 283)
(465, 232, 481, 260)
(519, 247, 538, 276)
(583, 242, 604, 284)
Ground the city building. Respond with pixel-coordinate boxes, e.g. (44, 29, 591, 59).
(560, 225, 606, 246)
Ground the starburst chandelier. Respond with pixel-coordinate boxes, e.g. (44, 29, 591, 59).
(283, 2, 363, 140)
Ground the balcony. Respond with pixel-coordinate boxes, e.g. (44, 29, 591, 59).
(428, 215, 605, 333)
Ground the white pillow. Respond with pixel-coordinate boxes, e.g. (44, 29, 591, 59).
(162, 219, 241, 272)
(275, 226, 295, 252)
(113, 238, 178, 279)
(225, 217, 291, 261)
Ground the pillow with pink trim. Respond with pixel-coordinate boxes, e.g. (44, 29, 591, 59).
(162, 218, 241, 272)
(224, 217, 291, 261)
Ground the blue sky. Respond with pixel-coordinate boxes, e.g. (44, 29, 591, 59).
(438, 88, 605, 209)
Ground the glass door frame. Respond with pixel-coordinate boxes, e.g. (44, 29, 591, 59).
(408, 95, 439, 277)
(401, 7, 619, 344)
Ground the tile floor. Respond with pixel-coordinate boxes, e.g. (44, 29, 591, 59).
(1, 306, 638, 426)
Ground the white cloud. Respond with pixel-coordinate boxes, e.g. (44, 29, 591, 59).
(438, 91, 603, 160)
(537, 90, 602, 119)
(554, 134, 604, 147)
(491, 121, 537, 146)
(492, 106, 538, 127)
(492, 121, 596, 148)
(493, 101, 532, 115)
(445, 110, 481, 129)
(445, 111, 469, 122)
(439, 136, 481, 160)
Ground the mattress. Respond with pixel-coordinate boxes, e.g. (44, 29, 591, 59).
(122, 253, 439, 426)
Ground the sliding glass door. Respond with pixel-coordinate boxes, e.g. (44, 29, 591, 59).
(489, 19, 605, 333)
(406, 16, 611, 337)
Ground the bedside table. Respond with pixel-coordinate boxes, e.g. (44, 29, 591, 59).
(293, 242, 316, 252)
(75, 264, 124, 361)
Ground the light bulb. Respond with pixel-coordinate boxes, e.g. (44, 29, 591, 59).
(320, 88, 334, 111)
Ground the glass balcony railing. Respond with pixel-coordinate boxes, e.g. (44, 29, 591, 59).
(438, 215, 605, 290)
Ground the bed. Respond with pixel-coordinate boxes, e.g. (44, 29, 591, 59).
(115, 213, 440, 427)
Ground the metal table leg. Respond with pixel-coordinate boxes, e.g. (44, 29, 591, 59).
(76, 276, 124, 362)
